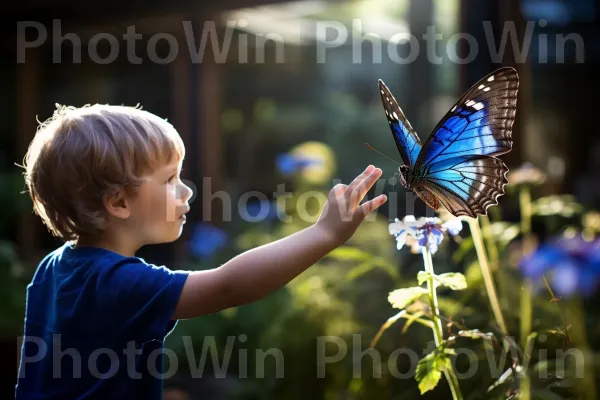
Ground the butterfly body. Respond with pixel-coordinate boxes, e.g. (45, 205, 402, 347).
(396, 164, 440, 210)
(397, 164, 426, 190)
(379, 67, 519, 218)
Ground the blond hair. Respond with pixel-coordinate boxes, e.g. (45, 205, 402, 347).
(22, 104, 185, 241)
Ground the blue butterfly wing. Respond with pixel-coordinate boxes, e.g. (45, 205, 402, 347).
(378, 79, 422, 167)
(415, 67, 519, 217)
(420, 156, 509, 217)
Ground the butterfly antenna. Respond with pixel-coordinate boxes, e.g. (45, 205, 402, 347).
(365, 143, 400, 165)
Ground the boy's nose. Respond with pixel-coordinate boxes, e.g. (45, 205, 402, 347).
(179, 181, 194, 202)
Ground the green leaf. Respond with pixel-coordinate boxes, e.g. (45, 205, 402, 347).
(327, 246, 372, 262)
(346, 260, 377, 281)
(417, 271, 467, 290)
(456, 329, 494, 341)
(436, 273, 467, 290)
(346, 258, 400, 281)
(415, 349, 453, 394)
(417, 271, 432, 286)
(388, 287, 429, 310)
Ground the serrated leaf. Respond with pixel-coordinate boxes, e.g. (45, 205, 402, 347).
(415, 353, 442, 394)
(436, 273, 467, 290)
(388, 287, 429, 310)
(417, 271, 467, 290)
(415, 349, 453, 394)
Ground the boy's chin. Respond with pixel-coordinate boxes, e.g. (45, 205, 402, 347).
(146, 228, 185, 245)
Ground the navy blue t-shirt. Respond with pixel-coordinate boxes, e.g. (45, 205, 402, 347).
(15, 242, 189, 399)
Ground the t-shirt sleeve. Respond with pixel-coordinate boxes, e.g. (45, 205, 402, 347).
(98, 258, 189, 342)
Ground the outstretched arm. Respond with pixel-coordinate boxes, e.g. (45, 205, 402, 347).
(173, 165, 387, 319)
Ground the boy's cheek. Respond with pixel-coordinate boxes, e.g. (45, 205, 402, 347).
(164, 189, 179, 222)
(139, 187, 175, 222)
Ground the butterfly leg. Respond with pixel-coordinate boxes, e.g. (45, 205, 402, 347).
(390, 171, 399, 190)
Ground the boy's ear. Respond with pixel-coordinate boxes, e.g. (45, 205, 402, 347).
(103, 189, 131, 219)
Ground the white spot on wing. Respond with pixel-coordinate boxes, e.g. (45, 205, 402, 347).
(487, 75, 495, 82)
(466, 100, 476, 107)
(483, 87, 490, 92)
(380, 89, 384, 94)
(472, 102, 484, 111)
(478, 84, 485, 90)
(451, 105, 457, 112)
(392, 111, 398, 120)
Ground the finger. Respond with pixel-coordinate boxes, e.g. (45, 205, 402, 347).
(349, 168, 383, 209)
(355, 194, 388, 219)
(344, 165, 374, 201)
(330, 183, 348, 198)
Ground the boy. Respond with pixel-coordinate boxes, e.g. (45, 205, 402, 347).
(15, 104, 387, 399)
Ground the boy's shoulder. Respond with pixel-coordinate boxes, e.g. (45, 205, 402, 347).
(26, 242, 190, 342)
(17, 243, 190, 399)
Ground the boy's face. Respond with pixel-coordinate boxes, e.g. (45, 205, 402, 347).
(126, 157, 193, 245)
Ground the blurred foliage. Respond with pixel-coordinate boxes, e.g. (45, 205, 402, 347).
(0, 172, 31, 237)
(0, 241, 29, 337)
(162, 143, 600, 399)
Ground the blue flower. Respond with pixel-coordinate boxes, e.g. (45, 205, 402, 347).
(519, 234, 600, 296)
(388, 216, 463, 254)
(275, 153, 322, 175)
(187, 223, 228, 258)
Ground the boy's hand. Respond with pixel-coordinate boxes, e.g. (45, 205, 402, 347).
(316, 165, 387, 246)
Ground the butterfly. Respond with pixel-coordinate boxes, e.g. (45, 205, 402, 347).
(377, 67, 519, 218)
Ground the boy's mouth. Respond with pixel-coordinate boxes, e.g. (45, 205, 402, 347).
(178, 206, 190, 222)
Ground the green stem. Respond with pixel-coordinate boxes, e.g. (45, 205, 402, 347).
(422, 247, 463, 400)
(519, 186, 533, 349)
(518, 186, 534, 400)
(519, 186, 532, 235)
(480, 214, 500, 268)
(467, 218, 508, 334)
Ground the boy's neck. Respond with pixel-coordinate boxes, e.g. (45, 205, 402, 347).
(75, 232, 140, 257)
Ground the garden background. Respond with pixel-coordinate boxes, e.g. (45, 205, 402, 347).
(2, 0, 600, 399)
